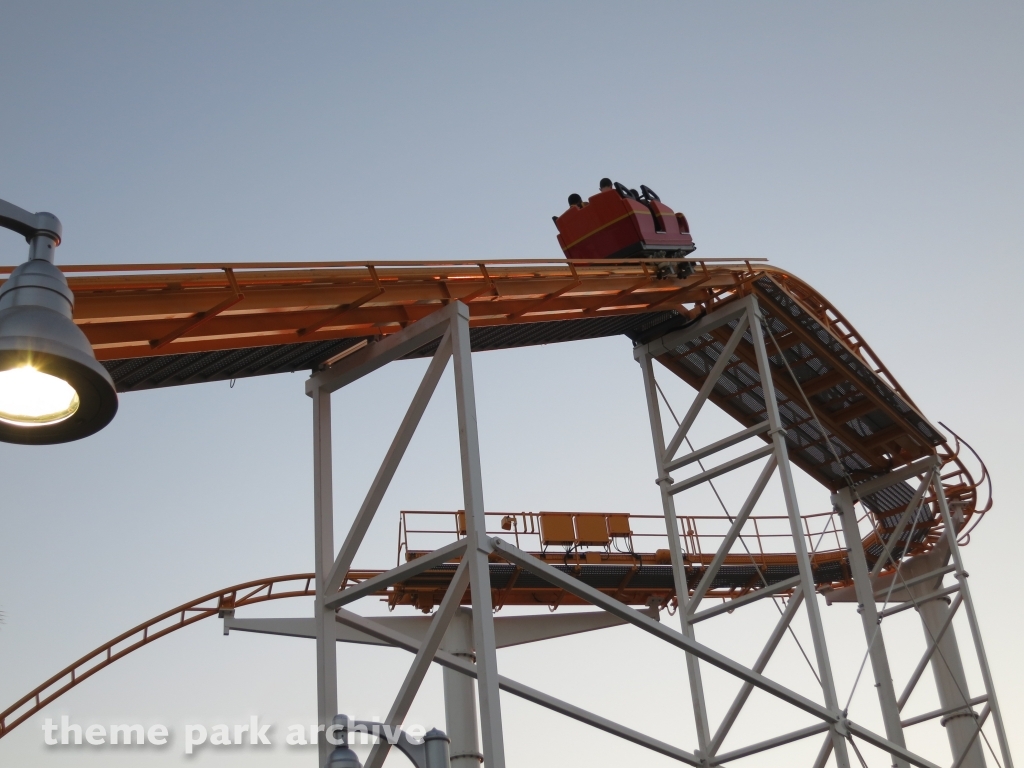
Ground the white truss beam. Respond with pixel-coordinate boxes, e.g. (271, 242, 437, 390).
(334, 609, 703, 767)
(363, 559, 470, 768)
(933, 470, 1013, 768)
(292, 293, 1013, 768)
(708, 589, 805, 756)
(835, 487, 910, 768)
(687, 455, 777, 612)
(323, 329, 453, 596)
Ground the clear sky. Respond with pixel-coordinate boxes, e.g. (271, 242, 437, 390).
(1, 3, 1021, 767)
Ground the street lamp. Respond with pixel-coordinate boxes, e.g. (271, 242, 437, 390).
(0, 197, 117, 444)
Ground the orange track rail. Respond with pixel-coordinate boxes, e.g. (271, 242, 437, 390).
(0, 574, 325, 739)
(31, 257, 765, 361)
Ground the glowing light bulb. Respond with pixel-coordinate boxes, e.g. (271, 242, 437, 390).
(0, 366, 80, 426)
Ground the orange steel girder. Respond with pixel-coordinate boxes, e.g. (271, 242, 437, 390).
(32, 258, 762, 361)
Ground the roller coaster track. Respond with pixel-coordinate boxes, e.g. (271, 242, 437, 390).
(27, 254, 994, 530)
(0, 574, 322, 739)
(0, 257, 994, 742)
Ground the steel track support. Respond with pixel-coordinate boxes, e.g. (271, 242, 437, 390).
(322, 329, 454, 596)
(707, 588, 805, 756)
(688, 457, 777, 612)
(932, 469, 1012, 768)
(364, 560, 471, 768)
(811, 734, 834, 768)
(305, 301, 506, 768)
(442, 611, 484, 768)
(636, 296, 854, 766)
(312, 385, 338, 767)
(834, 488, 909, 768)
(334, 608, 703, 766)
(746, 297, 852, 768)
(639, 351, 713, 763)
(898, 594, 963, 709)
(918, 574, 982, 768)
(886, 539, 985, 768)
(451, 304, 507, 768)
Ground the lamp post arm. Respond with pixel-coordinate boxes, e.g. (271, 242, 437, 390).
(0, 197, 62, 246)
(390, 729, 427, 768)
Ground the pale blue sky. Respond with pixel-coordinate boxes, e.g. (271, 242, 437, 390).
(1, 3, 1022, 767)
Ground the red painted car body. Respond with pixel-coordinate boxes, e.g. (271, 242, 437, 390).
(554, 188, 695, 262)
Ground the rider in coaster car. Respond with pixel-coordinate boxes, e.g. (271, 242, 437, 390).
(567, 193, 584, 209)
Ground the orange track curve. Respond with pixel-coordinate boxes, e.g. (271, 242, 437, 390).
(0, 574, 322, 739)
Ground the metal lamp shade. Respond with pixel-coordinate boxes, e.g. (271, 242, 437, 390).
(0, 260, 117, 444)
(325, 743, 363, 768)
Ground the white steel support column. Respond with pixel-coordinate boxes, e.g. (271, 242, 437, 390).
(639, 351, 713, 763)
(450, 304, 507, 768)
(443, 611, 484, 768)
(747, 299, 852, 768)
(917, 597, 986, 768)
(303, 302, 504, 767)
(834, 488, 909, 768)
(312, 386, 338, 767)
(932, 470, 1012, 768)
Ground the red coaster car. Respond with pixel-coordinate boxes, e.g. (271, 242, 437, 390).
(554, 182, 695, 274)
